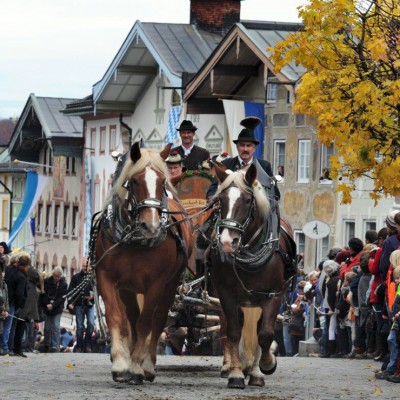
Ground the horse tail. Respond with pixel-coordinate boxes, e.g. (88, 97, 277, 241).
(239, 307, 261, 371)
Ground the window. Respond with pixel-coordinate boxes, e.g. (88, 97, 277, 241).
(54, 205, 60, 234)
(43, 148, 47, 174)
(100, 126, 106, 154)
(37, 203, 43, 232)
(71, 206, 79, 236)
(344, 220, 355, 246)
(294, 230, 306, 256)
(94, 181, 100, 212)
(364, 220, 377, 232)
(297, 139, 310, 182)
(320, 236, 330, 262)
(45, 204, 51, 234)
(48, 148, 53, 174)
(71, 157, 76, 174)
(90, 128, 96, 154)
(295, 114, 306, 127)
(66, 157, 76, 175)
(266, 83, 277, 104)
(273, 140, 286, 176)
(66, 157, 70, 175)
(320, 144, 334, 181)
(12, 179, 24, 199)
(109, 125, 117, 152)
(63, 205, 70, 235)
(273, 113, 289, 127)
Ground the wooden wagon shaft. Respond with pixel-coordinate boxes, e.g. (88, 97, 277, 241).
(193, 314, 220, 322)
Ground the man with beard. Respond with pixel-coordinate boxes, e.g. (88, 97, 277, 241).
(206, 116, 280, 201)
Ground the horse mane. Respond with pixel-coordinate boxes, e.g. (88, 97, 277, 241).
(103, 148, 173, 209)
(215, 170, 270, 220)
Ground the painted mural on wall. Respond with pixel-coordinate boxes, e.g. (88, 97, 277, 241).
(53, 156, 66, 198)
(282, 190, 305, 222)
(312, 191, 335, 223)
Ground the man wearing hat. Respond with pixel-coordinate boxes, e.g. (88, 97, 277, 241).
(206, 116, 280, 201)
(171, 120, 210, 171)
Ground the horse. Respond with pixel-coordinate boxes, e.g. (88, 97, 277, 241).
(207, 163, 297, 389)
(93, 142, 193, 384)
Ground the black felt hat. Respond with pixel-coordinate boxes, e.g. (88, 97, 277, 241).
(176, 120, 197, 132)
(233, 117, 261, 145)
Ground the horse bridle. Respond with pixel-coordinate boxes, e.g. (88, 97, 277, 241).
(213, 188, 256, 250)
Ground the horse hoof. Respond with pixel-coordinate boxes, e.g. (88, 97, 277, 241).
(144, 372, 155, 382)
(260, 359, 277, 375)
(127, 374, 144, 385)
(112, 370, 131, 383)
(220, 369, 229, 378)
(228, 377, 245, 389)
(248, 376, 265, 387)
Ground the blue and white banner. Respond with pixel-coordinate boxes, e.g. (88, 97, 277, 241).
(84, 156, 92, 256)
(165, 106, 182, 146)
(222, 100, 265, 158)
(7, 172, 47, 246)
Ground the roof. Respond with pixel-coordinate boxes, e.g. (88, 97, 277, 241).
(62, 94, 93, 115)
(184, 21, 305, 108)
(90, 21, 224, 113)
(9, 94, 84, 160)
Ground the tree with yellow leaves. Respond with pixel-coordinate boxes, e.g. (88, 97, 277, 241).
(271, 0, 400, 203)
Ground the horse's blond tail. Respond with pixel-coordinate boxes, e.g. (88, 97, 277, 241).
(239, 307, 261, 370)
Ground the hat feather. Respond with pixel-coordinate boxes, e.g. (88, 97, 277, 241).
(240, 116, 262, 131)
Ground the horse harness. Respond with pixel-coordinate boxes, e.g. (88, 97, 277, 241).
(210, 186, 297, 300)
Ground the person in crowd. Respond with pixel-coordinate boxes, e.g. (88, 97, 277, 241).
(339, 237, 364, 282)
(5, 252, 30, 357)
(171, 120, 210, 171)
(41, 266, 67, 352)
(320, 260, 340, 358)
(17, 264, 42, 352)
(288, 280, 307, 355)
(385, 264, 400, 383)
(0, 242, 11, 274)
(331, 270, 355, 358)
(369, 227, 389, 361)
(352, 251, 373, 359)
(59, 327, 74, 352)
(365, 230, 379, 245)
(206, 116, 280, 202)
(0, 264, 9, 354)
(67, 257, 95, 353)
(165, 151, 185, 178)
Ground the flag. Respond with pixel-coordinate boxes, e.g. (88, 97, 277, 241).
(165, 106, 182, 146)
(84, 156, 92, 256)
(30, 217, 35, 237)
(7, 172, 47, 246)
(222, 100, 265, 158)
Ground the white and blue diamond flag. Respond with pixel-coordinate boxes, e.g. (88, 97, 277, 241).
(165, 106, 182, 145)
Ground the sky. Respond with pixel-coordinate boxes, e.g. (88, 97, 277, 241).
(0, 0, 305, 118)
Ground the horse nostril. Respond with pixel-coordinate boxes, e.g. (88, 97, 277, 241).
(232, 237, 240, 247)
(140, 222, 148, 231)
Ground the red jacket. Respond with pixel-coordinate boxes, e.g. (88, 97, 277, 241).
(339, 252, 361, 281)
(369, 247, 383, 304)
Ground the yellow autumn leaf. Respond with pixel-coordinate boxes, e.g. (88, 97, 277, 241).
(65, 363, 75, 369)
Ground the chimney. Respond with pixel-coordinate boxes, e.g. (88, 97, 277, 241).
(190, 0, 242, 34)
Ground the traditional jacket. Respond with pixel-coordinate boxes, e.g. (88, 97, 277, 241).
(171, 145, 210, 171)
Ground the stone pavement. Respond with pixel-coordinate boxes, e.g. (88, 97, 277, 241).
(0, 353, 398, 400)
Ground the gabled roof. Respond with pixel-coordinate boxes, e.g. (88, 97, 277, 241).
(9, 94, 84, 160)
(184, 21, 305, 110)
(91, 21, 224, 114)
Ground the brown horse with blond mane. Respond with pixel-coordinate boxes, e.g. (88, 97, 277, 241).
(208, 163, 296, 389)
(93, 142, 193, 384)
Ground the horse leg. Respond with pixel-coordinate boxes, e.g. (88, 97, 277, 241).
(258, 298, 280, 375)
(144, 277, 182, 382)
(97, 271, 133, 383)
(240, 308, 265, 387)
(129, 283, 166, 384)
(219, 311, 231, 378)
(219, 292, 245, 389)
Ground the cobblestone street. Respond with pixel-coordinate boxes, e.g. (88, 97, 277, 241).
(1, 353, 398, 400)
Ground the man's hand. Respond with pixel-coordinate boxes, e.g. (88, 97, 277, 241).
(46, 304, 53, 310)
(68, 304, 74, 310)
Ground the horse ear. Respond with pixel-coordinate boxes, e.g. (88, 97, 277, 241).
(160, 143, 173, 161)
(244, 164, 257, 186)
(214, 163, 229, 183)
(130, 141, 142, 163)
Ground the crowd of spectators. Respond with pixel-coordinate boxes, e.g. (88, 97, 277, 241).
(274, 210, 400, 384)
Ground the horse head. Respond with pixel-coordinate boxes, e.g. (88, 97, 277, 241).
(213, 163, 269, 253)
(113, 142, 172, 238)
